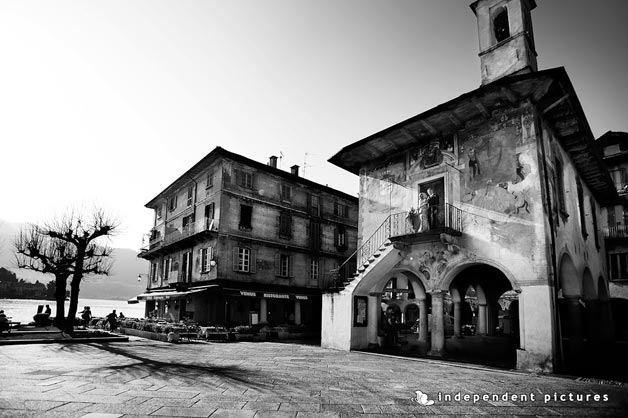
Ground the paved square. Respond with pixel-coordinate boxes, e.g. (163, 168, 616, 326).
(0, 338, 626, 417)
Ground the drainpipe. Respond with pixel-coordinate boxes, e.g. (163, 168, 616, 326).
(535, 108, 564, 372)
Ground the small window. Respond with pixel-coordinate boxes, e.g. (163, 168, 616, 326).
(240, 204, 253, 230)
(309, 220, 321, 252)
(163, 258, 171, 281)
(608, 253, 628, 280)
(206, 172, 214, 190)
(156, 206, 162, 221)
(309, 259, 319, 281)
(577, 178, 587, 239)
(233, 247, 256, 273)
(608, 206, 617, 228)
(276, 253, 293, 278)
(555, 159, 567, 217)
(308, 194, 321, 216)
(200, 247, 213, 273)
(150, 263, 158, 282)
(182, 213, 195, 230)
(334, 225, 347, 250)
(279, 211, 292, 238)
(334, 202, 348, 218)
(187, 185, 194, 207)
(493, 7, 510, 43)
(168, 196, 178, 212)
(236, 170, 254, 189)
(590, 197, 600, 250)
(281, 184, 292, 201)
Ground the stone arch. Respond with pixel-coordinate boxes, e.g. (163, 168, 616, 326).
(493, 6, 510, 42)
(582, 267, 596, 301)
(438, 257, 520, 294)
(597, 276, 610, 302)
(558, 253, 580, 297)
(355, 267, 428, 298)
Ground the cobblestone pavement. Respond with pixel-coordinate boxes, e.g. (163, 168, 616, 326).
(1, 337, 627, 417)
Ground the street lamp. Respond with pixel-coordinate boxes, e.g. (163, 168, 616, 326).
(137, 273, 149, 283)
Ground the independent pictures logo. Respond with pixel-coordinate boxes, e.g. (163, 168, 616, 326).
(411, 389, 610, 406)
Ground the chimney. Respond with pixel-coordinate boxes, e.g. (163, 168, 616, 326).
(290, 165, 300, 176)
(269, 155, 278, 168)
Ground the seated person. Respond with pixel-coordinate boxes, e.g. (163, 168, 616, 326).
(0, 310, 9, 333)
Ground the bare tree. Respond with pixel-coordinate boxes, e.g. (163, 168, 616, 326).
(15, 224, 75, 327)
(15, 209, 118, 332)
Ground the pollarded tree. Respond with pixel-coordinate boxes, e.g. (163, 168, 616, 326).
(15, 224, 75, 328)
(15, 209, 118, 332)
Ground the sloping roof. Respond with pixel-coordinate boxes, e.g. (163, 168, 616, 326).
(145, 147, 358, 207)
(328, 67, 617, 205)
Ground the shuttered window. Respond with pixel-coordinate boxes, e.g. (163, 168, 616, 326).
(275, 253, 293, 278)
(233, 247, 256, 273)
(279, 211, 292, 238)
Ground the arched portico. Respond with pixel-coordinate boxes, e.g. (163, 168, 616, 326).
(557, 254, 584, 372)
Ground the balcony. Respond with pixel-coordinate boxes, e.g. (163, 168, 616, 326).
(139, 219, 218, 258)
(605, 225, 628, 240)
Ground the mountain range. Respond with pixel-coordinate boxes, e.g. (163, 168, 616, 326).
(0, 219, 148, 300)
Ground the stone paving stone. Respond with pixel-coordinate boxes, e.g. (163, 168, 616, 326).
(279, 402, 322, 412)
(253, 411, 297, 418)
(295, 412, 341, 418)
(320, 403, 364, 413)
(77, 414, 123, 418)
(0, 410, 39, 418)
(209, 409, 256, 418)
(47, 401, 92, 413)
(0, 399, 65, 411)
(242, 401, 280, 411)
(77, 402, 161, 415)
(150, 406, 216, 417)
(192, 400, 247, 409)
(138, 397, 198, 408)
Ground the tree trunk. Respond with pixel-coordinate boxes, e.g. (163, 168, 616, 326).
(65, 247, 85, 333)
(53, 274, 68, 329)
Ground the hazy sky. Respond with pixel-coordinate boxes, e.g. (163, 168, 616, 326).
(1, 0, 627, 250)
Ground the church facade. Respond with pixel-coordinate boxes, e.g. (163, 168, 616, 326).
(321, 0, 616, 373)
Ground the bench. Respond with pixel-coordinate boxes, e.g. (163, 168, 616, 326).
(0, 321, 20, 334)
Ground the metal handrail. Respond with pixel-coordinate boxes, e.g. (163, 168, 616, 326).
(605, 224, 628, 238)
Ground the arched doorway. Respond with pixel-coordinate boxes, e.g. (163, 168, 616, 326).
(557, 254, 583, 372)
(446, 264, 519, 368)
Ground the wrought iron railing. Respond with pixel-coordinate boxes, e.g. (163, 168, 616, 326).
(324, 203, 463, 290)
(605, 224, 628, 239)
(140, 219, 218, 254)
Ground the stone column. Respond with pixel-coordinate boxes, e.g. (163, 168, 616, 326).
(477, 303, 487, 335)
(564, 296, 584, 369)
(428, 291, 445, 356)
(368, 294, 381, 346)
(418, 298, 428, 342)
(453, 301, 462, 338)
(294, 300, 301, 325)
(260, 298, 267, 323)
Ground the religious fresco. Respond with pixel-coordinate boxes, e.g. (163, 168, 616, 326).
(459, 110, 534, 218)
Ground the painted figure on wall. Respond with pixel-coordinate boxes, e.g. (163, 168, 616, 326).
(427, 187, 439, 227)
(468, 146, 480, 179)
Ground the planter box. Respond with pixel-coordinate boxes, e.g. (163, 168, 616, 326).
(121, 327, 168, 342)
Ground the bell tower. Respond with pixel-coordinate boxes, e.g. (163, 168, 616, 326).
(470, 0, 538, 85)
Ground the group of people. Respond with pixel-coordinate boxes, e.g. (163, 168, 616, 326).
(408, 187, 440, 233)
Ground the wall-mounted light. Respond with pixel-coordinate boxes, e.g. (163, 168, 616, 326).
(137, 273, 149, 282)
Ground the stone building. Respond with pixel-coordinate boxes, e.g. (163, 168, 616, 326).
(598, 131, 628, 340)
(137, 147, 358, 330)
(321, 0, 616, 373)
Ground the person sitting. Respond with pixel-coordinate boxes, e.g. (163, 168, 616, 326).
(0, 310, 9, 334)
(44, 305, 51, 315)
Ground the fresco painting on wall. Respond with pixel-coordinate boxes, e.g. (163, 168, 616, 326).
(459, 111, 532, 218)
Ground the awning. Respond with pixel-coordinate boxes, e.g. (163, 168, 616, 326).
(135, 286, 215, 301)
(127, 297, 139, 304)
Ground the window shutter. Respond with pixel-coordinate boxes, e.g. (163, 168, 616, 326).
(235, 169, 242, 186)
(275, 253, 281, 276)
(334, 227, 339, 246)
(307, 194, 312, 213)
(232, 247, 239, 271)
(250, 250, 257, 273)
(289, 255, 294, 278)
(251, 173, 255, 189)
(198, 249, 203, 273)
(207, 247, 213, 271)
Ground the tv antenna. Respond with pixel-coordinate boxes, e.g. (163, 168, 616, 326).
(303, 152, 318, 178)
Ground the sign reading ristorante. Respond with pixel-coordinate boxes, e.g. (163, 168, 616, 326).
(238, 290, 308, 300)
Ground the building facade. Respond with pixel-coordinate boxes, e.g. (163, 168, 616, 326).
(321, 0, 616, 374)
(138, 147, 358, 330)
(598, 131, 628, 340)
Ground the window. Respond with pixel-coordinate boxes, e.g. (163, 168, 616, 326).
(576, 178, 587, 238)
(608, 253, 628, 280)
(204, 203, 215, 229)
(181, 251, 192, 282)
(156, 206, 162, 221)
(200, 247, 213, 273)
(334, 225, 347, 250)
(334, 201, 348, 218)
(233, 247, 256, 273)
(554, 158, 567, 217)
(280, 184, 291, 201)
(279, 211, 292, 238)
(182, 213, 195, 231)
(308, 194, 321, 216)
(163, 258, 171, 281)
(309, 220, 321, 252)
(187, 185, 194, 207)
(275, 253, 293, 278)
(239, 204, 252, 230)
(590, 197, 600, 250)
(608, 206, 617, 228)
(493, 7, 510, 43)
(236, 170, 254, 189)
(206, 172, 214, 189)
(150, 263, 158, 282)
(168, 195, 178, 212)
(309, 258, 319, 281)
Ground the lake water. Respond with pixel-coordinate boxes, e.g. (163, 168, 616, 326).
(0, 298, 146, 323)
